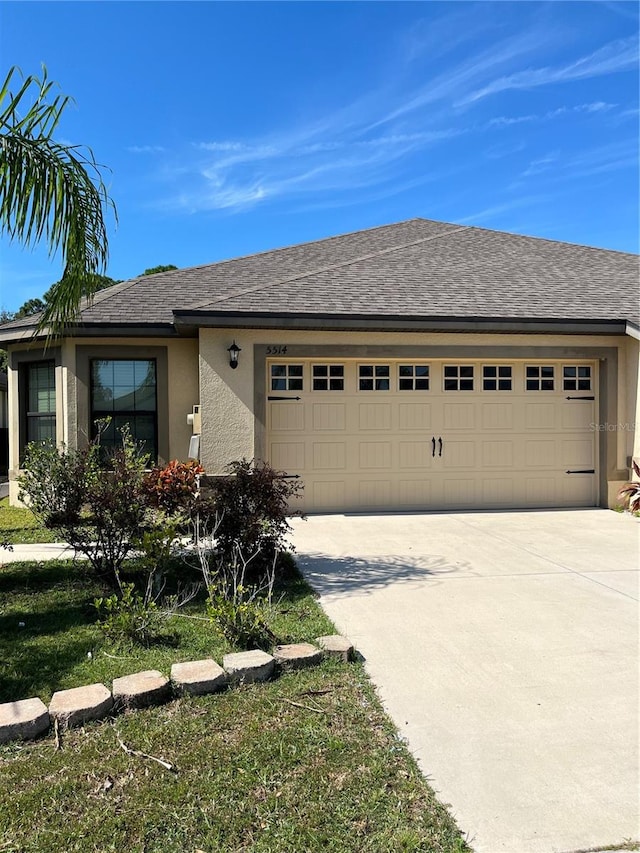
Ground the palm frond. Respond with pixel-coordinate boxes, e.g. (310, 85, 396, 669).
(0, 65, 116, 337)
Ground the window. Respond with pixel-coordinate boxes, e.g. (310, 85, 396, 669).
(483, 365, 513, 391)
(359, 365, 390, 391)
(25, 361, 56, 444)
(444, 365, 474, 391)
(526, 365, 554, 391)
(270, 364, 303, 391)
(398, 365, 430, 390)
(563, 365, 592, 391)
(312, 364, 344, 391)
(90, 359, 157, 458)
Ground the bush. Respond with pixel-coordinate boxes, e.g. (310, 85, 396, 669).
(143, 460, 204, 516)
(207, 591, 275, 650)
(18, 425, 151, 590)
(618, 459, 640, 514)
(198, 459, 303, 577)
(94, 583, 165, 646)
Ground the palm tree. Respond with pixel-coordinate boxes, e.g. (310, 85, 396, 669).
(0, 65, 116, 336)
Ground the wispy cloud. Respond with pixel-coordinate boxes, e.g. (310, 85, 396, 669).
(150, 13, 637, 215)
(486, 101, 617, 127)
(521, 153, 559, 177)
(460, 36, 639, 105)
(127, 145, 165, 154)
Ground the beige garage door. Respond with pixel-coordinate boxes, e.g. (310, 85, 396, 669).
(266, 359, 598, 513)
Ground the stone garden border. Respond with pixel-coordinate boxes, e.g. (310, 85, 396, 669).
(0, 636, 354, 745)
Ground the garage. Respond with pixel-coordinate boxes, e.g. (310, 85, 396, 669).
(266, 357, 598, 512)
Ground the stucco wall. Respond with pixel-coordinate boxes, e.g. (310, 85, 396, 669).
(7, 336, 199, 504)
(198, 327, 635, 507)
(6, 328, 636, 508)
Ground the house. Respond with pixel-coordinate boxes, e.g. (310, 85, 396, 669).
(1, 217, 638, 513)
(0, 371, 7, 476)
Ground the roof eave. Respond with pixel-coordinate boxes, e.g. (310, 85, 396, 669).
(173, 310, 628, 336)
(0, 321, 191, 345)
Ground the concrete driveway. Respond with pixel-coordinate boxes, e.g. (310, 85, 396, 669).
(291, 509, 639, 853)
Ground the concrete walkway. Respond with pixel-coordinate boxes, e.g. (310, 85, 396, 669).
(1, 542, 77, 563)
(291, 509, 640, 853)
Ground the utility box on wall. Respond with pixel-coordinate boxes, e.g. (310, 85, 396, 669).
(187, 404, 201, 434)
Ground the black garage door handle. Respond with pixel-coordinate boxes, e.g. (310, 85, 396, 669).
(432, 437, 436, 457)
(438, 437, 443, 457)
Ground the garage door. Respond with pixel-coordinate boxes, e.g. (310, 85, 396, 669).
(266, 359, 598, 513)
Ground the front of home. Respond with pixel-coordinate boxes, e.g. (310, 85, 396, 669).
(1, 218, 638, 513)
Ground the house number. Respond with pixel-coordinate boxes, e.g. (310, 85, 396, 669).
(266, 345, 288, 355)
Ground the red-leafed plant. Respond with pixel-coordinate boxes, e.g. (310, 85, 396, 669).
(618, 459, 640, 515)
(143, 459, 204, 515)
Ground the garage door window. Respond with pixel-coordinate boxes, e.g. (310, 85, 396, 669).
(271, 364, 303, 391)
(398, 365, 430, 390)
(563, 365, 592, 391)
(444, 365, 474, 391)
(526, 365, 554, 391)
(483, 365, 513, 391)
(312, 365, 344, 391)
(359, 365, 390, 391)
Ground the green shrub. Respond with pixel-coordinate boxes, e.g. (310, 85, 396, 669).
(198, 459, 303, 578)
(94, 583, 165, 646)
(18, 424, 151, 590)
(206, 590, 275, 650)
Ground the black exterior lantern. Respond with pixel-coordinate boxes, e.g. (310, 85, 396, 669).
(227, 341, 241, 369)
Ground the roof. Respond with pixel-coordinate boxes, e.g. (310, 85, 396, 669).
(1, 218, 637, 341)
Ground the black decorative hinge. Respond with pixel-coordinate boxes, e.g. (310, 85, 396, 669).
(268, 396, 302, 401)
(565, 396, 595, 400)
(565, 469, 595, 474)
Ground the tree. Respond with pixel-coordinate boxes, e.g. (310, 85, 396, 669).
(0, 66, 116, 336)
(141, 265, 177, 276)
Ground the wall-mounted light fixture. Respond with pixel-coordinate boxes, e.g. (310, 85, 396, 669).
(227, 341, 241, 369)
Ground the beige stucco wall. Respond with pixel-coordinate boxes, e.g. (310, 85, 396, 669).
(199, 327, 636, 507)
(6, 327, 636, 508)
(7, 336, 199, 504)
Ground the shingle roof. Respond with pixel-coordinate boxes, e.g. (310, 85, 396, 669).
(1, 218, 637, 338)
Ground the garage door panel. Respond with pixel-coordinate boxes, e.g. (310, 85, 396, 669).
(561, 403, 596, 431)
(442, 440, 475, 469)
(359, 441, 392, 469)
(359, 480, 392, 507)
(482, 478, 514, 504)
(359, 403, 392, 431)
(561, 439, 595, 467)
(270, 403, 305, 431)
(398, 403, 432, 431)
(312, 442, 347, 470)
(525, 477, 557, 504)
(399, 441, 434, 469)
(398, 479, 432, 505)
(482, 440, 514, 469)
(443, 403, 476, 430)
(312, 480, 346, 510)
(561, 476, 595, 505)
(443, 478, 476, 506)
(525, 403, 557, 430)
(270, 441, 305, 471)
(525, 440, 556, 468)
(482, 403, 514, 430)
(312, 403, 346, 431)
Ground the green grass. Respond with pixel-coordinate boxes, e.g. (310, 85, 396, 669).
(0, 497, 60, 544)
(0, 558, 470, 852)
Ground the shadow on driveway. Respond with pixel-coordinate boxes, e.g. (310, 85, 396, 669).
(297, 551, 472, 598)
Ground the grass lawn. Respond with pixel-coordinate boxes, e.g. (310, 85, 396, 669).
(0, 558, 470, 853)
(0, 497, 60, 544)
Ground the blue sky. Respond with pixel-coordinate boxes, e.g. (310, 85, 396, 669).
(0, 0, 638, 313)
